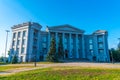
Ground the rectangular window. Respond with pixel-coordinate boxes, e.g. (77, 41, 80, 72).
(22, 39, 25, 45)
(21, 47, 25, 53)
(12, 41, 15, 46)
(98, 35, 103, 42)
(89, 39, 92, 44)
(99, 49, 104, 54)
(13, 33, 16, 39)
(17, 48, 19, 54)
(89, 50, 93, 55)
(89, 45, 93, 49)
(34, 39, 37, 45)
(23, 31, 26, 37)
(42, 43, 46, 48)
(98, 43, 103, 48)
(18, 32, 21, 38)
(65, 38, 67, 43)
(43, 37, 46, 42)
(17, 40, 20, 45)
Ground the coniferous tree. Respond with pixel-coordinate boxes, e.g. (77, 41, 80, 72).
(58, 36, 64, 59)
(11, 55, 18, 64)
(46, 37, 58, 62)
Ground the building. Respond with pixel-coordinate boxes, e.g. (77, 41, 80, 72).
(9, 22, 110, 62)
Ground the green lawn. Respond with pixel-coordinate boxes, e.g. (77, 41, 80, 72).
(0, 65, 34, 71)
(0, 66, 120, 80)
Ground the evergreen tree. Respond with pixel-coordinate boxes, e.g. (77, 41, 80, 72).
(58, 36, 64, 59)
(11, 55, 18, 64)
(46, 37, 58, 62)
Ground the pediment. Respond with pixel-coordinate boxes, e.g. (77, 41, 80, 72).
(47, 24, 84, 33)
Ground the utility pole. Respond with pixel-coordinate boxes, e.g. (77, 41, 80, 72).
(4, 30, 10, 63)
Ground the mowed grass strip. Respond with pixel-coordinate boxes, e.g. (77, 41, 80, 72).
(0, 66, 120, 80)
(0, 66, 33, 71)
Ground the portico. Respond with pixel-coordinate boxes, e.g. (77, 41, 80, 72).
(46, 24, 85, 59)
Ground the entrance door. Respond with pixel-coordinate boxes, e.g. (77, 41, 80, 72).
(65, 49, 68, 58)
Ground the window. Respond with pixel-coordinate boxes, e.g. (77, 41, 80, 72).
(43, 37, 46, 42)
(34, 30, 38, 37)
(98, 35, 103, 42)
(21, 47, 25, 53)
(21, 56, 23, 62)
(89, 39, 92, 44)
(18, 32, 21, 38)
(13, 33, 16, 39)
(12, 41, 15, 46)
(98, 43, 103, 48)
(34, 39, 37, 45)
(17, 40, 20, 45)
(89, 45, 93, 49)
(22, 39, 25, 45)
(64, 44, 67, 49)
(65, 38, 67, 43)
(89, 50, 93, 55)
(23, 31, 26, 37)
(17, 48, 19, 54)
(99, 49, 104, 54)
(42, 43, 46, 48)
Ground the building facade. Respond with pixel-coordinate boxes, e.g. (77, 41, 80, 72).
(9, 22, 110, 62)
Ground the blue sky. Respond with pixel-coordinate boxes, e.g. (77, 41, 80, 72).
(0, 0, 120, 57)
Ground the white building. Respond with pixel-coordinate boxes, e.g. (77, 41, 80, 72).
(9, 22, 110, 62)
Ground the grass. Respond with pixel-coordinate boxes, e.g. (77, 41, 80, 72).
(0, 65, 34, 71)
(0, 66, 120, 80)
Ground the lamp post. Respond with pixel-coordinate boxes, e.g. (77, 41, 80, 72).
(34, 54, 36, 67)
(111, 50, 114, 64)
(4, 30, 10, 63)
(110, 48, 115, 64)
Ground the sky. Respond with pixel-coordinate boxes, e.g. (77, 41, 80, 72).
(0, 0, 120, 57)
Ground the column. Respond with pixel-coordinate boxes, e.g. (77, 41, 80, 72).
(19, 31, 23, 62)
(82, 34, 85, 58)
(94, 35, 98, 61)
(69, 33, 72, 58)
(55, 32, 58, 52)
(76, 34, 79, 58)
(15, 32, 18, 56)
(103, 35, 109, 62)
(28, 29, 34, 62)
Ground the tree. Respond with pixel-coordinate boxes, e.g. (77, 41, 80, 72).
(57, 36, 64, 60)
(8, 50, 10, 56)
(0, 57, 4, 62)
(46, 38, 58, 62)
(110, 48, 120, 62)
(11, 55, 18, 64)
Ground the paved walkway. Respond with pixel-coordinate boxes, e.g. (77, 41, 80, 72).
(0, 62, 120, 75)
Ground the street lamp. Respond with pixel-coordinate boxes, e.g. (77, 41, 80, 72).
(110, 50, 114, 64)
(110, 48, 114, 64)
(4, 30, 10, 63)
